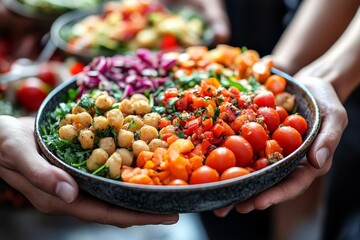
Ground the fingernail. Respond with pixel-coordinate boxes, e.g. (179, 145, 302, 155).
(56, 181, 76, 203)
(216, 206, 234, 217)
(316, 148, 329, 168)
(236, 205, 255, 214)
(161, 219, 178, 225)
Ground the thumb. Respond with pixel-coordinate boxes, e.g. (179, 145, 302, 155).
(294, 76, 348, 169)
(0, 116, 79, 203)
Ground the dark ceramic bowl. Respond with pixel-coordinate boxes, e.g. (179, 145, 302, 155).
(34, 68, 320, 213)
(50, 7, 215, 63)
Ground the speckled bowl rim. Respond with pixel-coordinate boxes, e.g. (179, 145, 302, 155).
(35, 69, 321, 208)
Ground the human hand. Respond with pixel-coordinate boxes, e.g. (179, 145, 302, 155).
(213, 76, 348, 217)
(0, 115, 179, 227)
(160, 0, 230, 44)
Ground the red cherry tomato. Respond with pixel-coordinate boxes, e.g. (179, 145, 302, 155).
(240, 122, 268, 153)
(37, 63, 57, 88)
(282, 114, 308, 136)
(253, 90, 276, 108)
(190, 165, 220, 184)
(69, 61, 85, 75)
(168, 179, 188, 186)
(257, 106, 280, 133)
(220, 167, 250, 181)
(16, 77, 51, 112)
(222, 135, 253, 167)
(160, 34, 179, 51)
(253, 157, 270, 170)
(265, 74, 286, 95)
(272, 126, 303, 156)
(206, 147, 236, 174)
(276, 106, 289, 123)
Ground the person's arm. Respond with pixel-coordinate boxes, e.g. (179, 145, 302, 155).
(0, 115, 179, 227)
(294, 6, 360, 102)
(220, 4, 360, 215)
(272, 0, 360, 75)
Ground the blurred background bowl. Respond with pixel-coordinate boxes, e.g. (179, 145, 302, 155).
(50, 1, 215, 63)
(34, 68, 320, 214)
(2, 0, 102, 21)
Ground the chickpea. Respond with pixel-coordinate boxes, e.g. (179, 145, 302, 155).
(93, 116, 108, 131)
(120, 99, 135, 115)
(59, 124, 78, 141)
(99, 137, 116, 155)
(148, 139, 168, 152)
(139, 125, 158, 143)
(124, 115, 144, 132)
(59, 119, 68, 128)
(65, 114, 76, 123)
(143, 112, 161, 128)
(78, 129, 95, 149)
(133, 100, 151, 115)
(95, 94, 113, 110)
(105, 152, 122, 179)
(130, 93, 149, 103)
(115, 148, 134, 166)
(60, 114, 75, 127)
(132, 140, 150, 156)
(72, 105, 86, 114)
(118, 129, 134, 148)
(107, 109, 124, 132)
(92, 91, 107, 100)
(74, 112, 92, 129)
(86, 148, 109, 171)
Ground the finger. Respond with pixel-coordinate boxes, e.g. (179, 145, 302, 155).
(213, 205, 234, 217)
(236, 161, 324, 213)
(295, 77, 348, 168)
(0, 116, 78, 203)
(0, 166, 179, 227)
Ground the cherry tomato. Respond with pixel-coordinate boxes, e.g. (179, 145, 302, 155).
(69, 61, 85, 75)
(257, 106, 280, 133)
(253, 90, 276, 108)
(16, 77, 51, 112)
(222, 135, 253, 167)
(206, 147, 236, 174)
(240, 122, 268, 153)
(190, 165, 220, 184)
(265, 74, 286, 95)
(276, 106, 289, 123)
(160, 34, 179, 51)
(253, 157, 270, 170)
(282, 114, 308, 136)
(220, 167, 250, 181)
(272, 126, 302, 156)
(168, 179, 189, 186)
(37, 63, 57, 88)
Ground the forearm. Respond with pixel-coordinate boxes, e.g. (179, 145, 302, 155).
(297, 7, 360, 102)
(272, 0, 360, 75)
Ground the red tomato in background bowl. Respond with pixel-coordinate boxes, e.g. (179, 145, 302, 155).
(16, 77, 51, 113)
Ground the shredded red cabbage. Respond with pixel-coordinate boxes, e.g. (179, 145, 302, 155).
(76, 49, 177, 99)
